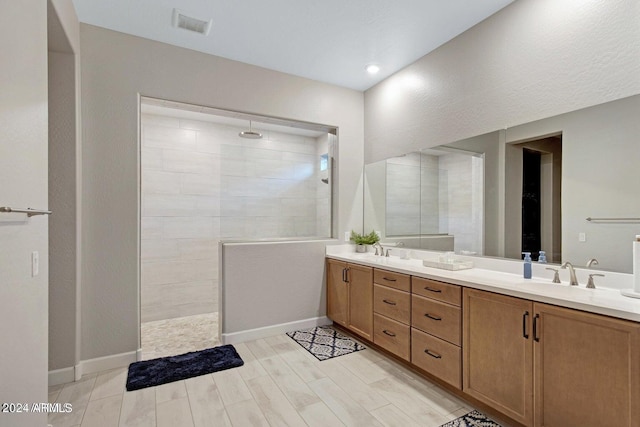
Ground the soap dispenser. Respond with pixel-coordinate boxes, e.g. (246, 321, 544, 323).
(538, 251, 547, 263)
(522, 252, 532, 279)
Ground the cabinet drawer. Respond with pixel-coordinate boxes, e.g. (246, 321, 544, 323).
(374, 284, 410, 324)
(373, 313, 410, 361)
(412, 327, 461, 389)
(412, 277, 461, 306)
(412, 294, 461, 346)
(374, 269, 411, 292)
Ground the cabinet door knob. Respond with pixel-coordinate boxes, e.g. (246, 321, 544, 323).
(382, 329, 396, 337)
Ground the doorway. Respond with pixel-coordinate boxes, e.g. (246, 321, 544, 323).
(505, 135, 562, 263)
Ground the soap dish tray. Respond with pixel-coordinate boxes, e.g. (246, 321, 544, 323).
(422, 259, 474, 271)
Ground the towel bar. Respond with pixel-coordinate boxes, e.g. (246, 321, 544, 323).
(0, 207, 52, 217)
(585, 217, 640, 222)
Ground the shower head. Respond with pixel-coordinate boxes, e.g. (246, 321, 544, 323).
(239, 120, 262, 139)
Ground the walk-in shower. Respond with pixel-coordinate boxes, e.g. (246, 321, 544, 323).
(138, 97, 337, 359)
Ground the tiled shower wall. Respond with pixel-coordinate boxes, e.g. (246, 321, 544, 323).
(438, 153, 484, 254)
(140, 113, 327, 322)
(386, 151, 483, 254)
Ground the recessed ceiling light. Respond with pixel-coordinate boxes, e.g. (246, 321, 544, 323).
(366, 64, 380, 74)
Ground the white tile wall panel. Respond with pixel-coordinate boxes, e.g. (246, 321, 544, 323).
(141, 113, 330, 322)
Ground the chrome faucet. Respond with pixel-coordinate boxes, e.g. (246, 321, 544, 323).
(373, 242, 383, 256)
(586, 258, 599, 268)
(546, 267, 561, 283)
(586, 273, 604, 289)
(561, 261, 579, 286)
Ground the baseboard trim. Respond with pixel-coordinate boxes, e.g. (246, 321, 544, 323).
(78, 350, 138, 376)
(222, 316, 332, 345)
(48, 366, 76, 386)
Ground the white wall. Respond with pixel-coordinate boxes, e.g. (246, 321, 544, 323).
(79, 24, 363, 362)
(0, 2, 49, 425)
(364, 0, 640, 163)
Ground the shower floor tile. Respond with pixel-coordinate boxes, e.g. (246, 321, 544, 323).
(140, 312, 220, 360)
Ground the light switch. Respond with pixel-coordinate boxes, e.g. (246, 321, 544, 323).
(344, 231, 350, 242)
(32, 251, 39, 277)
(579, 232, 586, 242)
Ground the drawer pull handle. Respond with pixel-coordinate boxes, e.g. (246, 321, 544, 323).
(425, 313, 442, 321)
(382, 329, 396, 337)
(424, 286, 442, 293)
(383, 277, 397, 282)
(523, 311, 530, 339)
(382, 299, 397, 306)
(425, 349, 442, 359)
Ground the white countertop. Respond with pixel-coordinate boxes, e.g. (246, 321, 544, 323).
(326, 246, 640, 323)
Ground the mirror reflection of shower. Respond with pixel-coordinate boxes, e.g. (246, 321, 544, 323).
(364, 147, 484, 254)
(138, 97, 337, 360)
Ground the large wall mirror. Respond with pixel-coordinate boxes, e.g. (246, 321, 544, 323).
(364, 94, 640, 273)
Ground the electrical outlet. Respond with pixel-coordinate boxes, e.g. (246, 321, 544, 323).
(344, 231, 350, 241)
(579, 232, 586, 242)
(32, 251, 39, 277)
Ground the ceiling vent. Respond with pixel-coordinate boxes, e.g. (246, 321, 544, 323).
(172, 9, 212, 36)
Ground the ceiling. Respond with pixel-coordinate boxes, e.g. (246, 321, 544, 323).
(71, 0, 514, 91)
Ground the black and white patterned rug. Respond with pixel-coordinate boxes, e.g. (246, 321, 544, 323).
(439, 410, 502, 427)
(286, 326, 365, 361)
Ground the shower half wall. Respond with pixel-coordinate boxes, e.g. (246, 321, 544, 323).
(139, 100, 333, 350)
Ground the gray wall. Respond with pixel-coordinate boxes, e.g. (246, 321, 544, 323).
(0, 1, 49, 425)
(48, 50, 78, 371)
(506, 95, 640, 272)
(48, 0, 82, 380)
(222, 240, 331, 336)
(364, 0, 640, 163)
(79, 24, 364, 361)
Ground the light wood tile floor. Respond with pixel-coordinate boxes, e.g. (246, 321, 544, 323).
(48, 333, 478, 427)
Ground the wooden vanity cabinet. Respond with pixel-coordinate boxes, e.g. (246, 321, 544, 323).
(347, 263, 374, 340)
(326, 259, 373, 340)
(464, 288, 640, 427)
(533, 303, 640, 427)
(373, 269, 411, 360)
(327, 259, 349, 327)
(463, 288, 534, 426)
(328, 258, 640, 427)
(411, 277, 463, 389)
